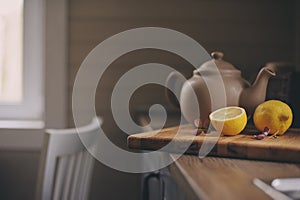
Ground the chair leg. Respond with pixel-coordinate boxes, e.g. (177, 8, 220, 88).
(143, 171, 165, 200)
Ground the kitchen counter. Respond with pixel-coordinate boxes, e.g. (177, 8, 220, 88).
(167, 154, 300, 200)
(132, 114, 300, 200)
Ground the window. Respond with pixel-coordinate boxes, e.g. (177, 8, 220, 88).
(0, 0, 44, 121)
(0, 0, 67, 148)
(0, 0, 23, 103)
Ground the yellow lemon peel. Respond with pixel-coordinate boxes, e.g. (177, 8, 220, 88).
(253, 100, 293, 135)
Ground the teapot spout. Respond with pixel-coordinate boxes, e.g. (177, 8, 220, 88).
(251, 67, 276, 93)
(240, 67, 276, 117)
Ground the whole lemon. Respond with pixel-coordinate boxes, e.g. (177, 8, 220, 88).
(253, 100, 293, 135)
(209, 106, 247, 136)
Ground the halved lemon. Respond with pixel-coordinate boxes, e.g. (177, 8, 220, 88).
(209, 106, 247, 136)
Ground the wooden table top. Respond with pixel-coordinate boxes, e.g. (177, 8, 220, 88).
(167, 154, 300, 200)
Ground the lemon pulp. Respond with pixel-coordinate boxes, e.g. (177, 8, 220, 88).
(209, 106, 247, 136)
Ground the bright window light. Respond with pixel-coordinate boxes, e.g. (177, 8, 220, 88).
(0, 0, 23, 104)
(0, 0, 44, 121)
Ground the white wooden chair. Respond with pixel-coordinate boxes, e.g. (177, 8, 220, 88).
(36, 117, 102, 200)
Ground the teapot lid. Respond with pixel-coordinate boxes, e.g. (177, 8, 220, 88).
(196, 51, 240, 75)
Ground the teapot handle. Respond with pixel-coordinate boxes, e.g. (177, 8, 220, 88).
(165, 71, 185, 109)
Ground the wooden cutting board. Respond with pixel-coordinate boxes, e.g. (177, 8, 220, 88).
(127, 125, 300, 163)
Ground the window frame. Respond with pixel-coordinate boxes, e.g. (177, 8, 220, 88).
(0, 0, 67, 150)
(0, 0, 44, 121)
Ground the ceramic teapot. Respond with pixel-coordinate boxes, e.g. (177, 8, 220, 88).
(165, 51, 276, 128)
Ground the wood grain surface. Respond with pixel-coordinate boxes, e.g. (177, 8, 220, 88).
(127, 125, 300, 162)
(168, 154, 300, 200)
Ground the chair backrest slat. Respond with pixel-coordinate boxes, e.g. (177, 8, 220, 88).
(62, 154, 76, 200)
(53, 156, 68, 200)
(70, 151, 84, 200)
(79, 151, 95, 200)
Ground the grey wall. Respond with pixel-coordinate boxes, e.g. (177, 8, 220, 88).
(0, 150, 40, 200)
(69, 0, 299, 127)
